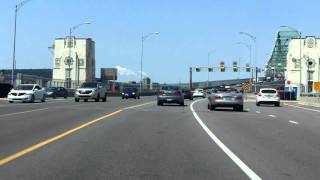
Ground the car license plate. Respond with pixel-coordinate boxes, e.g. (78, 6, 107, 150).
(224, 97, 232, 100)
(167, 99, 173, 101)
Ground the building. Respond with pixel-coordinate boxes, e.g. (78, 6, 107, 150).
(286, 36, 320, 94)
(142, 77, 151, 90)
(101, 68, 118, 81)
(51, 37, 95, 88)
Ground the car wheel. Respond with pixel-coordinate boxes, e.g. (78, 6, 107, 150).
(190, 98, 194, 101)
(30, 95, 35, 103)
(95, 94, 100, 102)
(75, 98, 80, 102)
(122, 96, 124, 99)
(84, 99, 88, 102)
(9, 101, 13, 103)
(275, 102, 280, 107)
(237, 105, 243, 112)
(64, 96, 68, 99)
(138, 96, 140, 99)
(41, 95, 46, 102)
(256, 102, 260, 106)
(209, 104, 215, 111)
(53, 95, 56, 99)
(102, 94, 107, 102)
(180, 102, 184, 106)
(157, 101, 163, 106)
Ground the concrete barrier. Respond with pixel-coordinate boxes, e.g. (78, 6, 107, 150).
(298, 96, 320, 107)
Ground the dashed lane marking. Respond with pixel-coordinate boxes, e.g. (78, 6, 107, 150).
(289, 120, 299, 125)
(268, 115, 276, 118)
(285, 103, 320, 113)
(255, 111, 261, 114)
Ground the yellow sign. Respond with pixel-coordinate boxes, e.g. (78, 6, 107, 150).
(242, 83, 252, 92)
(314, 82, 320, 91)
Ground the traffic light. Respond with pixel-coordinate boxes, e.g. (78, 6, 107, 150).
(245, 63, 251, 72)
(232, 61, 238, 72)
(220, 61, 225, 72)
(208, 67, 213, 72)
(195, 67, 201, 72)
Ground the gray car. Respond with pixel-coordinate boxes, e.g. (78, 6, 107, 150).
(207, 88, 244, 111)
(157, 86, 184, 106)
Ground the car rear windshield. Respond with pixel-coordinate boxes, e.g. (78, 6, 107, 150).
(124, 88, 137, 91)
(161, 86, 179, 91)
(261, 90, 276, 94)
(214, 88, 239, 93)
(81, 83, 98, 88)
(14, 85, 33, 90)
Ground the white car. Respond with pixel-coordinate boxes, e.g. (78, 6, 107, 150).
(7, 84, 47, 103)
(256, 88, 280, 106)
(193, 89, 205, 98)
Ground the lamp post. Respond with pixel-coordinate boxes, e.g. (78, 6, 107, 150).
(240, 32, 257, 91)
(280, 26, 302, 94)
(237, 42, 252, 82)
(11, 0, 32, 86)
(66, 22, 91, 88)
(140, 32, 159, 93)
(207, 50, 214, 88)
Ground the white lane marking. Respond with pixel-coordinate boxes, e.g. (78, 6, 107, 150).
(285, 103, 320, 113)
(0, 108, 50, 118)
(289, 120, 299, 125)
(123, 101, 155, 110)
(255, 111, 261, 114)
(268, 115, 276, 118)
(190, 99, 262, 180)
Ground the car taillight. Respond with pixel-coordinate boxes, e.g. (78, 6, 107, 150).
(235, 95, 242, 100)
(215, 95, 222, 99)
(174, 91, 181, 96)
(258, 93, 262, 96)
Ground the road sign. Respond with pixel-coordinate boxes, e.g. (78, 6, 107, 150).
(242, 83, 252, 92)
(314, 82, 320, 91)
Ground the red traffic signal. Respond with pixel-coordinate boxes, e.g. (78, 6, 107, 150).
(195, 67, 201, 72)
(208, 67, 213, 72)
(220, 67, 225, 72)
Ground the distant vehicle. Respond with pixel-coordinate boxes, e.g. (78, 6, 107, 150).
(0, 83, 13, 98)
(46, 87, 68, 99)
(193, 88, 205, 98)
(157, 86, 184, 106)
(7, 84, 46, 103)
(182, 89, 193, 100)
(121, 87, 140, 99)
(256, 88, 280, 106)
(75, 82, 107, 102)
(207, 88, 243, 111)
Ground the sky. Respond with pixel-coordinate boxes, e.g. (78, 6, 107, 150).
(1, 0, 319, 83)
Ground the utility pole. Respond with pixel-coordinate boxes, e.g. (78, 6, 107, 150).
(189, 67, 193, 90)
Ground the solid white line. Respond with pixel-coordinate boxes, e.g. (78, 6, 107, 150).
(268, 115, 276, 118)
(255, 111, 261, 114)
(289, 120, 299, 125)
(285, 104, 320, 113)
(0, 108, 50, 118)
(190, 99, 262, 180)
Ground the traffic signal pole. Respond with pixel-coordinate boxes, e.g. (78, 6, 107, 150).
(189, 67, 193, 90)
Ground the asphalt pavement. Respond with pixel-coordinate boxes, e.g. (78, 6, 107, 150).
(0, 96, 320, 180)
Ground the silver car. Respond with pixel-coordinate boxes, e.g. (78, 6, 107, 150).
(207, 88, 244, 111)
(157, 86, 184, 106)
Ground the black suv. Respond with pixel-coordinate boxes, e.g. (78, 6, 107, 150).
(121, 87, 140, 99)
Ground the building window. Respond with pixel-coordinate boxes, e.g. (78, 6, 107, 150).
(55, 58, 61, 65)
(79, 59, 84, 66)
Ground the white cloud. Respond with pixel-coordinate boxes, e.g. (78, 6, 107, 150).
(115, 66, 137, 76)
(137, 70, 148, 77)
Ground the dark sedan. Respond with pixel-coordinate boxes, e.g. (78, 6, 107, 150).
(182, 89, 193, 100)
(46, 87, 68, 98)
(121, 87, 140, 99)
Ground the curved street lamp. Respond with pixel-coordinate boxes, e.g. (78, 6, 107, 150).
(66, 21, 91, 88)
(11, 0, 33, 86)
(140, 32, 159, 92)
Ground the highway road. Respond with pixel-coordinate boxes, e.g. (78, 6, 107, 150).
(0, 97, 320, 180)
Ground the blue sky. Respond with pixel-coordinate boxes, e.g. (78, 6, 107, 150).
(0, 0, 319, 83)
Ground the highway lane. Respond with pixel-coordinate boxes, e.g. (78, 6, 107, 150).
(193, 99, 320, 180)
(0, 97, 155, 160)
(0, 97, 320, 179)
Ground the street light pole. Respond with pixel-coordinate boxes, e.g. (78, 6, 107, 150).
(66, 22, 91, 88)
(11, 0, 32, 86)
(140, 32, 159, 93)
(237, 42, 252, 82)
(240, 32, 257, 91)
